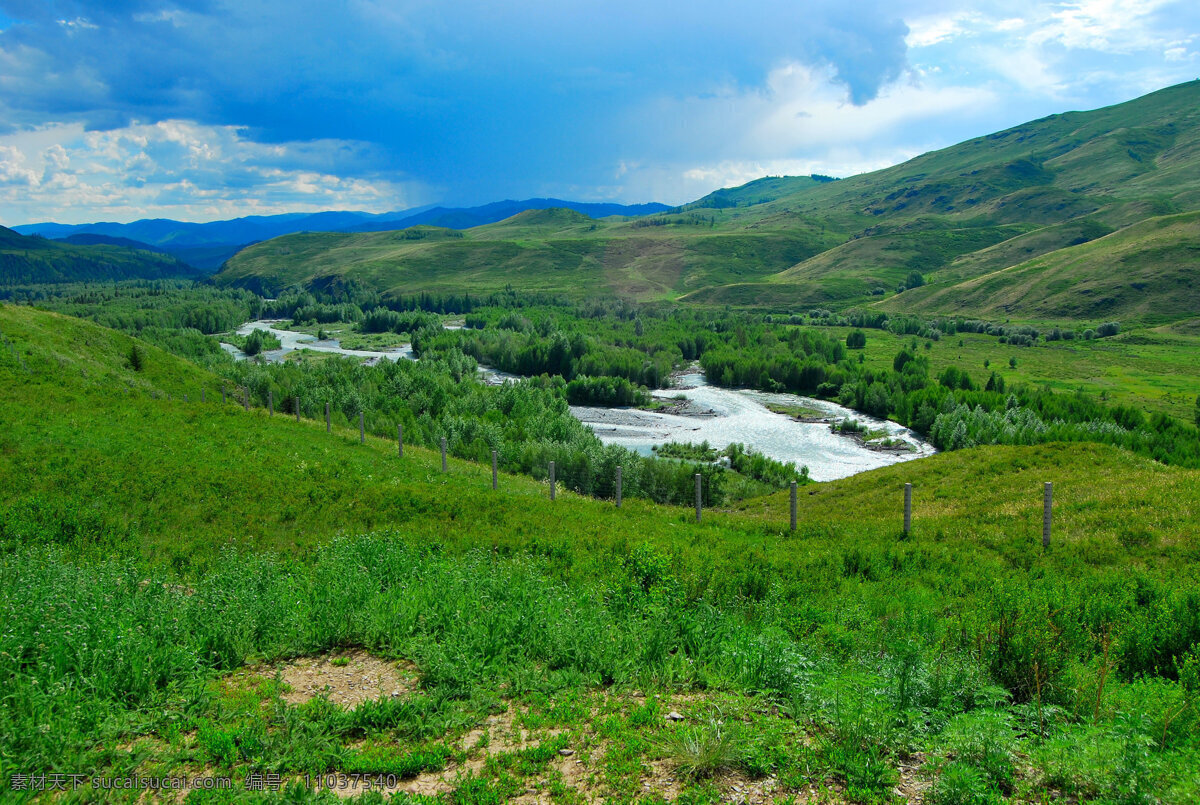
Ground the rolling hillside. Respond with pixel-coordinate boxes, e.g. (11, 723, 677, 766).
(4, 305, 1199, 803)
(3, 302, 1196, 560)
(217, 80, 1200, 321)
(15, 199, 670, 271)
(0, 225, 198, 284)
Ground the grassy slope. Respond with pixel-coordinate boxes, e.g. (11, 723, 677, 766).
(2, 304, 1196, 570)
(216, 216, 829, 303)
(811, 322, 1200, 422)
(216, 81, 1200, 321)
(885, 211, 1200, 321)
(4, 306, 1200, 803)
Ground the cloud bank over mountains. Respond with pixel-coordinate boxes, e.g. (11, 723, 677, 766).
(0, 0, 1197, 223)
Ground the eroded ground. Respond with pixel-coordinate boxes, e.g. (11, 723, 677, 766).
(106, 649, 945, 804)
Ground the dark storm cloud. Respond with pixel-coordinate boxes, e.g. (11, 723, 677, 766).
(0, 1, 913, 202)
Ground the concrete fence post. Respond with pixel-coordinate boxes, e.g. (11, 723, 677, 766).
(221, 385, 226, 404)
(1043, 482, 1053, 549)
(268, 390, 274, 416)
(183, 393, 188, 403)
(549, 460, 556, 500)
(491, 450, 498, 489)
(615, 465, 622, 508)
(904, 483, 913, 536)
(790, 481, 798, 532)
(359, 411, 365, 443)
(326, 402, 331, 433)
(295, 397, 300, 422)
(242, 386, 249, 411)
(695, 473, 702, 523)
(201, 389, 206, 403)
(440, 437, 447, 472)
(398, 424, 403, 457)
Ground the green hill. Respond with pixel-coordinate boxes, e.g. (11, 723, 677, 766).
(3, 304, 1199, 802)
(0, 225, 198, 284)
(885, 211, 1200, 321)
(3, 301, 1197, 563)
(217, 81, 1200, 321)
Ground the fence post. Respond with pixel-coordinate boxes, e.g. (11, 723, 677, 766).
(615, 465, 622, 508)
(268, 390, 274, 416)
(549, 461, 556, 500)
(790, 480, 797, 532)
(904, 483, 912, 536)
(201, 388, 206, 403)
(695, 473, 702, 523)
(221, 385, 226, 404)
(183, 393, 188, 403)
(326, 402, 331, 433)
(243, 386, 249, 411)
(359, 412, 365, 444)
(398, 424, 403, 458)
(440, 437, 447, 472)
(295, 397, 300, 422)
(491, 450, 498, 489)
(1043, 482, 1052, 549)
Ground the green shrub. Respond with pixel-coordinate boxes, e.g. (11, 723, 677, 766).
(929, 761, 1003, 805)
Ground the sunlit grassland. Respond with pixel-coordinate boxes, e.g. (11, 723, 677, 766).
(4, 303, 1197, 574)
(814, 323, 1200, 421)
(3, 303, 1200, 803)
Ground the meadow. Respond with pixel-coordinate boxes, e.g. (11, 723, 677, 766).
(2, 301, 1199, 803)
(807, 323, 1200, 423)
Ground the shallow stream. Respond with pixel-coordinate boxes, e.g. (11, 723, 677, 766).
(223, 321, 935, 481)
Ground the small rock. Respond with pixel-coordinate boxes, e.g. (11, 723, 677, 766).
(559, 749, 574, 757)
(665, 711, 684, 721)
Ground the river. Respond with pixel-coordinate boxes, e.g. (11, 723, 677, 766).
(222, 320, 935, 481)
(219, 320, 413, 364)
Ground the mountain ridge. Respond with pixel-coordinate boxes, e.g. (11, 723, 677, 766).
(216, 79, 1200, 321)
(0, 225, 200, 285)
(13, 199, 670, 271)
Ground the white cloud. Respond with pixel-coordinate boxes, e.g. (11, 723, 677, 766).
(1033, 0, 1178, 52)
(602, 62, 996, 205)
(0, 120, 429, 225)
(0, 145, 39, 186)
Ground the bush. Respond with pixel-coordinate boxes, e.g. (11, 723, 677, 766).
(929, 761, 1003, 805)
(846, 330, 867, 349)
(242, 328, 281, 356)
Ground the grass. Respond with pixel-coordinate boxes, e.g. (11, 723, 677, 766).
(2, 303, 1200, 802)
(888, 211, 1200, 322)
(809, 323, 1200, 422)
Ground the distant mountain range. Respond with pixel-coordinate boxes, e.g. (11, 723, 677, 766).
(13, 199, 671, 271)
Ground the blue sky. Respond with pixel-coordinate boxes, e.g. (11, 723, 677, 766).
(0, 0, 1197, 224)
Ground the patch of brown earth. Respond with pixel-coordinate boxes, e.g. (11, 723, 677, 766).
(269, 649, 418, 709)
(893, 752, 932, 803)
(318, 702, 577, 800)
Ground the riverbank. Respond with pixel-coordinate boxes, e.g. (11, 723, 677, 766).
(218, 319, 936, 481)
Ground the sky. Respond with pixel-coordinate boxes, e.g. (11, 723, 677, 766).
(0, 1, 1197, 225)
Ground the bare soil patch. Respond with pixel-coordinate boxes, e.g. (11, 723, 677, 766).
(268, 649, 418, 709)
